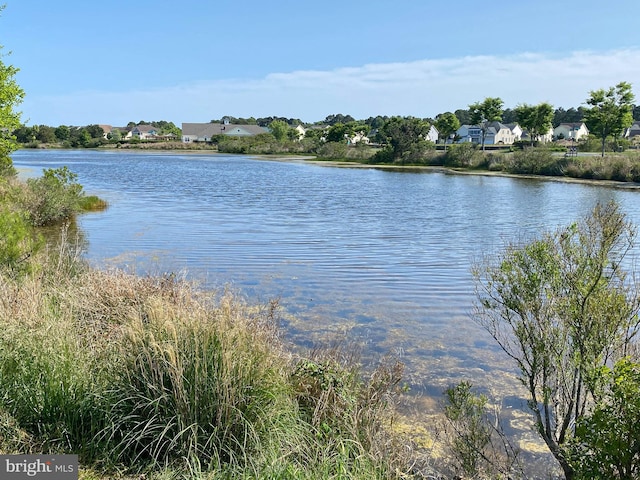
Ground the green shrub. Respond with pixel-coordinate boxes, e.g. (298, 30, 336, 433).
(316, 141, 349, 159)
(0, 207, 41, 277)
(568, 358, 640, 479)
(444, 143, 482, 168)
(368, 146, 395, 164)
(22, 167, 84, 226)
(563, 155, 640, 182)
(0, 154, 16, 177)
(77, 195, 108, 212)
(506, 146, 565, 176)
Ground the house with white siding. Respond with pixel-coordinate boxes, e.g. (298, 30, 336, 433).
(426, 125, 439, 143)
(125, 124, 159, 140)
(505, 123, 523, 141)
(456, 122, 517, 145)
(553, 122, 589, 141)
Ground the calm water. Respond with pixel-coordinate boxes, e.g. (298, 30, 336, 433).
(12, 149, 640, 399)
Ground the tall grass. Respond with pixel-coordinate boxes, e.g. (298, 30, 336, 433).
(0, 233, 412, 478)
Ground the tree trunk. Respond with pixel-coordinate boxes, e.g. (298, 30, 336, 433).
(601, 135, 606, 157)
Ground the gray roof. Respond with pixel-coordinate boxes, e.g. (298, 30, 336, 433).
(182, 122, 268, 137)
(557, 122, 586, 128)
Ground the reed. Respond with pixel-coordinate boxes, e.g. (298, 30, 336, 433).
(0, 236, 411, 478)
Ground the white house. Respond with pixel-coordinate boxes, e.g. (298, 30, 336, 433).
(292, 124, 306, 140)
(346, 131, 370, 145)
(505, 123, 523, 141)
(553, 122, 589, 141)
(125, 124, 159, 140)
(426, 125, 439, 143)
(525, 127, 554, 143)
(456, 122, 516, 145)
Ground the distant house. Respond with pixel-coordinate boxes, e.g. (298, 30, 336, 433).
(292, 124, 306, 140)
(553, 122, 589, 141)
(182, 121, 269, 142)
(426, 125, 439, 143)
(98, 124, 113, 139)
(624, 122, 640, 140)
(456, 122, 517, 145)
(346, 131, 370, 145)
(121, 124, 160, 140)
(520, 126, 554, 143)
(504, 123, 523, 141)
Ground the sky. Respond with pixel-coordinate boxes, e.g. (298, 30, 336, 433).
(3, 0, 640, 127)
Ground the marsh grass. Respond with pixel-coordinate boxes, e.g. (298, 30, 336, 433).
(78, 195, 108, 212)
(0, 235, 412, 479)
(563, 154, 640, 181)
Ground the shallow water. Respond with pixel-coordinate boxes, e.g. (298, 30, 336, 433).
(12, 149, 640, 473)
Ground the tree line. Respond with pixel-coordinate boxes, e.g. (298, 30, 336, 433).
(12, 121, 182, 148)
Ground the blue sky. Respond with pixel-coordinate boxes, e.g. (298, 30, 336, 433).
(3, 0, 640, 127)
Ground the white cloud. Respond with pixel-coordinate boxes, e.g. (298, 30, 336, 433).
(22, 48, 640, 126)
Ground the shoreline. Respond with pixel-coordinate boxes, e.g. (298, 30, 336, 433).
(18, 146, 640, 191)
(269, 156, 640, 191)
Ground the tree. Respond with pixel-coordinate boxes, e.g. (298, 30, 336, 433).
(553, 107, 587, 127)
(107, 129, 122, 142)
(151, 120, 181, 138)
(584, 81, 635, 157)
(515, 102, 554, 145)
(55, 125, 71, 142)
(323, 113, 355, 126)
(0, 6, 25, 176)
(85, 124, 105, 139)
(501, 108, 518, 124)
(377, 116, 432, 165)
(454, 109, 471, 126)
(434, 112, 460, 148)
(363, 115, 388, 130)
(443, 381, 521, 478)
(325, 123, 349, 143)
(35, 124, 56, 144)
(268, 120, 289, 142)
(473, 201, 640, 480)
(468, 98, 503, 150)
(12, 125, 35, 144)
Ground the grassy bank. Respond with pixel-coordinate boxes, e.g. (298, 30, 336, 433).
(0, 225, 414, 479)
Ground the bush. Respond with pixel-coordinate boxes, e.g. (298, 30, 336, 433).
(368, 146, 395, 164)
(563, 155, 640, 182)
(316, 141, 349, 159)
(505, 146, 565, 176)
(444, 143, 483, 168)
(568, 358, 640, 479)
(0, 207, 40, 277)
(20, 167, 84, 226)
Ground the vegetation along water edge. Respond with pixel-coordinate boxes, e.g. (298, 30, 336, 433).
(3, 3, 640, 477)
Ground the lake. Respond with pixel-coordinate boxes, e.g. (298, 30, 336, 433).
(12, 149, 640, 436)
